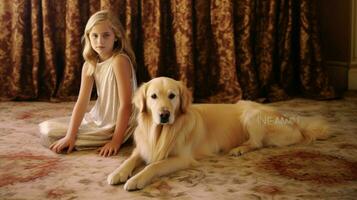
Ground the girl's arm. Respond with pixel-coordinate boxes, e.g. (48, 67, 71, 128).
(98, 55, 132, 157)
(50, 62, 94, 153)
(66, 62, 94, 138)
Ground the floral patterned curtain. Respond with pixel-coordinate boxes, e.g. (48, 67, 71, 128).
(0, 0, 336, 103)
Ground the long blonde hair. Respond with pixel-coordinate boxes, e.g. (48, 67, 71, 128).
(81, 10, 136, 76)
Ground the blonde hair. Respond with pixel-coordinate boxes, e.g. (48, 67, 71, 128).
(81, 10, 136, 76)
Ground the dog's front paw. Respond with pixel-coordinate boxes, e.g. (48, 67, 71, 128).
(107, 168, 131, 185)
(124, 173, 150, 191)
(229, 146, 252, 156)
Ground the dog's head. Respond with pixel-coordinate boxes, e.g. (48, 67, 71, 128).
(133, 77, 192, 125)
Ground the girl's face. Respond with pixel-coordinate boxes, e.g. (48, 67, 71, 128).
(89, 21, 116, 61)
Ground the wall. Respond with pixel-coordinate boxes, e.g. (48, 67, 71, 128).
(318, 0, 357, 90)
(349, 0, 357, 90)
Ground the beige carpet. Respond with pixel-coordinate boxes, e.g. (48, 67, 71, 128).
(0, 93, 357, 200)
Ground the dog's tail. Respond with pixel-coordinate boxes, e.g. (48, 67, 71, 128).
(297, 117, 330, 143)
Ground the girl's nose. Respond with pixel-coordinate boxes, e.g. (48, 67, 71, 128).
(97, 36, 104, 44)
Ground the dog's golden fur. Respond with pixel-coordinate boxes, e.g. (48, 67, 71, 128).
(108, 77, 329, 191)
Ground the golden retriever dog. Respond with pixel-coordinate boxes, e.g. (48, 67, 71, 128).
(107, 77, 329, 191)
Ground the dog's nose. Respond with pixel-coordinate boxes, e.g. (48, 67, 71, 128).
(159, 110, 170, 124)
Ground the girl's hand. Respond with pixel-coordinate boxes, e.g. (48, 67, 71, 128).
(97, 141, 120, 157)
(50, 136, 76, 154)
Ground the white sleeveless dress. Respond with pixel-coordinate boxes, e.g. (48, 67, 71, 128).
(39, 54, 137, 150)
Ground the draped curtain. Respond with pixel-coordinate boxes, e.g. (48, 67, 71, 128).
(0, 0, 336, 103)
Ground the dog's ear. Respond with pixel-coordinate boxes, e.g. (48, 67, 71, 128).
(178, 81, 192, 113)
(133, 82, 148, 113)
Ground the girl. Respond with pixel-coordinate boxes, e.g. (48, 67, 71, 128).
(39, 10, 137, 157)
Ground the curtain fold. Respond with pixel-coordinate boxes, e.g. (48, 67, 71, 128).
(0, 0, 337, 103)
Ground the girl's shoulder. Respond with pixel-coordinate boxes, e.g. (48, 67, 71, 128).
(82, 61, 97, 77)
(82, 61, 90, 72)
(83, 60, 97, 68)
(112, 53, 133, 68)
(114, 53, 131, 61)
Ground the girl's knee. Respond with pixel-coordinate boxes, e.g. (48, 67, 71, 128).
(38, 121, 64, 148)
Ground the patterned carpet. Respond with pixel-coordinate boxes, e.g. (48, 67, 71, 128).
(0, 92, 356, 200)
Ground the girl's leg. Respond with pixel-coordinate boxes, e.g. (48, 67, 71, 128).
(38, 117, 70, 148)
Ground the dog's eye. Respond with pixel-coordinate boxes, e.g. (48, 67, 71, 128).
(168, 93, 176, 99)
(151, 94, 157, 99)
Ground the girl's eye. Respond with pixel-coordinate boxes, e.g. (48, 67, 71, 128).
(91, 34, 98, 38)
(168, 93, 175, 99)
(151, 94, 157, 99)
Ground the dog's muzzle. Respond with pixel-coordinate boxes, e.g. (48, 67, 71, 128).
(159, 110, 170, 124)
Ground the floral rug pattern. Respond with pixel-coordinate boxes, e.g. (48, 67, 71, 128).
(0, 93, 357, 200)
